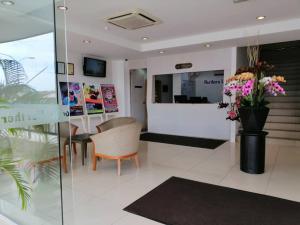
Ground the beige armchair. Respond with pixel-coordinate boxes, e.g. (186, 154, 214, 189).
(90, 122, 142, 176)
(59, 122, 78, 173)
(96, 117, 136, 133)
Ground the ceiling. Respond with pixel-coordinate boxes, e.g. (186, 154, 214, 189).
(0, 0, 55, 43)
(64, 0, 300, 59)
(67, 0, 300, 42)
(1, 0, 300, 59)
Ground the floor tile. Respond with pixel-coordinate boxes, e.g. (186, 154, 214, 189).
(113, 213, 163, 225)
(61, 139, 300, 225)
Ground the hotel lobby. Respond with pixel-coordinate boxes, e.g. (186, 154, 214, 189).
(0, 0, 300, 225)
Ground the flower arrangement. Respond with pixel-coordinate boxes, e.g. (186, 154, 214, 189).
(219, 61, 286, 121)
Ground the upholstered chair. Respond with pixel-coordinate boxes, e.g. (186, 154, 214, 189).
(90, 122, 142, 176)
(96, 117, 136, 133)
(59, 122, 78, 173)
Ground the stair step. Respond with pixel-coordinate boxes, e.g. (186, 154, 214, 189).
(281, 71, 300, 75)
(266, 137, 300, 146)
(267, 115, 300, 123)
(266, 96, 300, 102)
(265, 122, 300, 131)
(268, 58, 300, 64)
(279, 86, 300, 91)
(269, 102, 300, 109)
(282, 70, 300, 74)
(274, 67, 300, 73)
(277, 83, 300, 90)
(269, 109, 300, 116)
(274, 63, 300, 70)
(266, 129, 300, 140)
(273, 63, 300, 68)
(280, 79, 300, 86)
(284, 76, 300, 81)
(285, 90, 300, 96)
(283, 80, 300, 85)
(285, 75, 300, 80)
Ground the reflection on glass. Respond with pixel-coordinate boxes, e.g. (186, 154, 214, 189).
(0, 1, 64, 224)
(154, 70, 224, 104)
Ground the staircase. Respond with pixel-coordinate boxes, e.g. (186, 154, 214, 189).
(263, 53, 300, 145)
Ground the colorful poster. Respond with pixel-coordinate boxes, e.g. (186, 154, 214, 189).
(101, 84, 118, 113)
(83, 83, 104, 115)
(59, 82, 84, 116)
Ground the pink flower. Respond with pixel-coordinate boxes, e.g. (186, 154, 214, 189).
(241, 79, 254, 96)
(226, 110, 239, 121)
(225, 81, 242, 93)
(265, 81, 285, 96)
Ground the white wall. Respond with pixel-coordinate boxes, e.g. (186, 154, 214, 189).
(57, 51, 126, 133)
(146, 48, 237, 140)
(112, 59, 127, 117)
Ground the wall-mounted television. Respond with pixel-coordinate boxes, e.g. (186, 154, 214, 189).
(83, 57, 106, 77)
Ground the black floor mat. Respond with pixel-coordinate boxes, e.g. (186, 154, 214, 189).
(125, 177, 300, 225)
(140, 133, 226, 149)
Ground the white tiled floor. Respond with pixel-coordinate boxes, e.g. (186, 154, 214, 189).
(62, 141, 300, 225)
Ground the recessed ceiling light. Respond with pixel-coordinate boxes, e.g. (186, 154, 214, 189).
(256, 16, 266, 20)
(104, 26, 109, 30)
(142, 37, 149, 41)
(57, 5, 68, 10)
(159, 50, 165, 54)
(1, 0, 15, 6)
(205, 43, 211, 48)
(82, 40, 91, 44)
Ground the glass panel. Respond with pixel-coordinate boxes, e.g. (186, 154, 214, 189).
(0, 1, 67, 225)
(154, 70, 224, 104)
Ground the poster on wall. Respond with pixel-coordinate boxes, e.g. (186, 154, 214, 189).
(59, 82, 84, 116)
(83, 83, 104, 115)
(101, 84, 118, 113)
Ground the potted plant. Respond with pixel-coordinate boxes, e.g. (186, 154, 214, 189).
(219, 47, 287, 174)
(219, 48, 286, 132)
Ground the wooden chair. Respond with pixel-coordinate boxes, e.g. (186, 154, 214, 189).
(90, 122, 142, 176)
(59, 122, 78, 173)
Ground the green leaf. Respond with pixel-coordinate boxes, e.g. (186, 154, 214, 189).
(0, 157, 31, 210)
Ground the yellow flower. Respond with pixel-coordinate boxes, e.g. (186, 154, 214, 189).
(272, 75, 286, 83)
(226, 75, 237, 83)
(236, 72, 255, 81)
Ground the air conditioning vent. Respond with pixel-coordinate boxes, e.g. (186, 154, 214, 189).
(106, 9, 161, 30)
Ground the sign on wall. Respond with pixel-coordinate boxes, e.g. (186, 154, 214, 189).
(83, 83, 104, 115)
(59, 82, 84, 116)
(101, 84, 118, 113)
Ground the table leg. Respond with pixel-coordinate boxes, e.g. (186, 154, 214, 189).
(85, 143, 88, 158)
(68, 144, 72, 163)
(81, 143, 85, 166)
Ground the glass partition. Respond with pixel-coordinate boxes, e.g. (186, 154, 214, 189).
(0, 1, 67, 225)
(154, 70, 224, 104)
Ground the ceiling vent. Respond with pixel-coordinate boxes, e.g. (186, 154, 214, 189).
(106, 9, 161, 30)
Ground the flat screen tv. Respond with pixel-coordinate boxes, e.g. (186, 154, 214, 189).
(83, 57, 106, 77)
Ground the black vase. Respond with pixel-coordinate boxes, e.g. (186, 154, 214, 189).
(239, 107, 270, 132)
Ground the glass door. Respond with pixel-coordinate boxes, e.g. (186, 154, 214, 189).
(0, 0, 68, 224)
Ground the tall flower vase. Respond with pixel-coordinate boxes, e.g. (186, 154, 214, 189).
(238, 107, 270, 174)
(239, 107, 270, 132)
